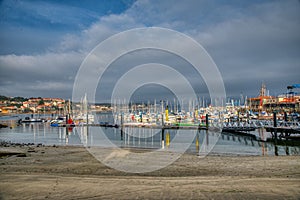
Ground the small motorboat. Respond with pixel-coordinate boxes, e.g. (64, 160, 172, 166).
(50, 116, 66, 127)
(19, 117, 46, 123)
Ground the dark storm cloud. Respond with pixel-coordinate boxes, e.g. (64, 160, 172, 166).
(0, 0, 299, 101)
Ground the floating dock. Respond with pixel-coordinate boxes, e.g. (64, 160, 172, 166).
(265, 126, 300, 140)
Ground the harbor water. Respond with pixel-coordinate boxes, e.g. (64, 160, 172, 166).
(0, 113, 299, 156)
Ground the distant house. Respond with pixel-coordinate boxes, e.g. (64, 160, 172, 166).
(51, 98, 65, 105)
(0, 106, 18, 113)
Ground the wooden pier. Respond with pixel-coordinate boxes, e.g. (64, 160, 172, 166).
(123, 123, 207, 130)
(264, 112, 300, 140)
(265, 126, 300, 140)
(61, 122, 258, 133)
(222, 126, 256, 133)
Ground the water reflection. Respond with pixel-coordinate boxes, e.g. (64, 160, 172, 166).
(0, 122, 299, 156)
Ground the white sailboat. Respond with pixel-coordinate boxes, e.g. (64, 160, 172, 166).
(73, 94, 95, 125)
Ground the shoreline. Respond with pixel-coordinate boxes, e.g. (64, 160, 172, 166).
(0, 140, 262, 157)
(1, 144, 300, 199)
(1, 139, 300, 157)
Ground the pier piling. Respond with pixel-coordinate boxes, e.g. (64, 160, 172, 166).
(121, 113, 124, 131)
(284, 112, 288, 122)
(205, 114, 209, 129)
(161, 128, 165, 149)
(273, 112, 278, 147)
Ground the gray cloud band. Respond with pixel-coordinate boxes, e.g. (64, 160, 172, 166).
(72, 27, 226, 173)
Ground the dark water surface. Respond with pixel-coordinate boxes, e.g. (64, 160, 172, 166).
(0, 113, 299, 156)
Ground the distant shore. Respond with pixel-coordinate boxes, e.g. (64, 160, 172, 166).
(0, 110, 112, 116)
(0, 143, 299, 199)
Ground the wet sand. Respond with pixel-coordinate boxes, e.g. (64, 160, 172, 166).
(0, 144, 300, 199)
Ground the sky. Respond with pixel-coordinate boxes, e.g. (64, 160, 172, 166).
(0, 0, 299, 102)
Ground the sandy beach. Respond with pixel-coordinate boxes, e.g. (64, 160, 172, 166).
(0, 143, 300, 200)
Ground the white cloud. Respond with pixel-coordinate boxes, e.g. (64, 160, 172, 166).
(57, 13, 145, 53)
(1, 0, 300, 99)
(0, 52, 84, 97)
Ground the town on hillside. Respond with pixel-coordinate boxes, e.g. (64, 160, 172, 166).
(0, 96, 112, 114)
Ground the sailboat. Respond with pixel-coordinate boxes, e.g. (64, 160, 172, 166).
(73, 94, 95, 125)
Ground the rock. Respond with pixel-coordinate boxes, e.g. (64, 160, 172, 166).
(27, 148, 36, 153)
(36, 143, 43, 147)
(16, 153, 27, 157)
(0, 124, 8, 128)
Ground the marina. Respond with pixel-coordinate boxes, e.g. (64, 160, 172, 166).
(1, 112, 299, 156)
(0, 85, 300, 158)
